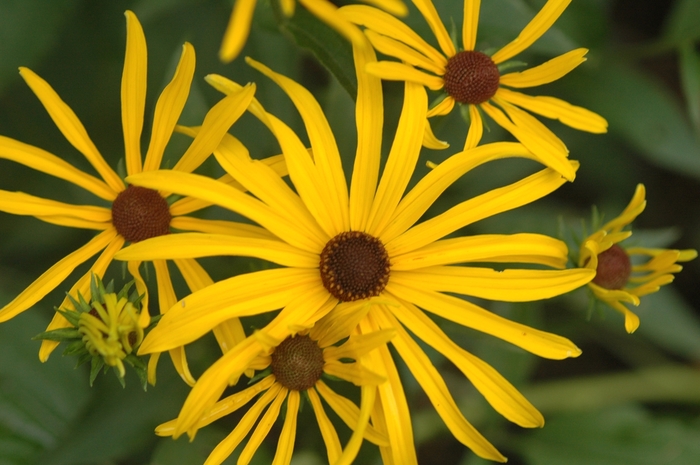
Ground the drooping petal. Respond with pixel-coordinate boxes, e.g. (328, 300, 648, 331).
(412, 0, 456, 57)
(427, 96, 454, 117)
(239, 387, 288, 465)
(143, 43, 196, 172)
(0, 190, 111, 223)
(271, 390, 299, 465)
(373, 307, 507, 462)
(125, 169, 322, 252)
(122, 10, 147, 176)
(307, 388, 342, 463)
(464, 104, 484, 150)
(601, 184, 646, 232)
(0, 228, 118, 323)
(463, 0, 481, 51)
(219, 0, 257, 63)
(387, 281, 581, 359)
(366, 62, 444, 90)
(387, 161, 573, 255)
(497, 88, 608, 133)
(388, 298, 544, 428)
(18, 69, 124, 193)
(367, 82, 426, 236)
(300, 0, 365, 46)
(115, 233, 318, 268)
(422, 120, 449, 149)
(491, 0, 572, 64)
(334, 386, 378, 465)
(499, 48, 588, 88)
(247, 58, 349, 236)
(365, 30, 445, 75)
(392, 233, 569, 270)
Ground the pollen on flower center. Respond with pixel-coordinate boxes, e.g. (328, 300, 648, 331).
(593, 244, 632, 290)
(271, 335, 325, 391)
(111, 185, 171, 243)
(443, 51, 500, 105)
(319, 231, 390, 302)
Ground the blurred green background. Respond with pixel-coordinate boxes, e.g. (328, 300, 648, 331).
(0, 0, 699, 464)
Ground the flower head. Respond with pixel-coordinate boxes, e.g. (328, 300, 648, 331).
(0, 11, 256, 382)
(341, 0, 609, 181)
(117, 35, 592, 461)
(579, 184, 697, 333)
(156, 306, 392, 465)
(219, 0, 408, 63)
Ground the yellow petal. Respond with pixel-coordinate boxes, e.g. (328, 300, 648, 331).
(422, 120, 449, 149)
(462, 0, 481, 51)
(491, 0, 572, 64)
(173, 83, 256, 174)
(239, 387, 288, 465)
(323, 361, 386, 385)
(307, 388, 342, 463)
(366, 61, 444, 90)
(340, 5, 446, 66)
(387, 160, 574, 255)
(219, 0, 257, 63)
(412, 0, 455, 57)
(300, 0, 365, 46)
(361, 0, 407, 16)
(500, 48, 588, 88)
(367, 82, 427, 236)
(374, 308, 507, 461)
(497, 87, 608, 133)
(143, 43, 196, 172)
(392, 233, 569, 270)
(35, 215, 110, 230)
(464, 104, 484, 150)
(127, 260, 151, 328)
(170, 216, 275, 239)
(388, 298, 544, 427)
(325, 329, 395, 361)
(0, 190, 111, 223)
(122, 11, 147, 176)
(17, 69, 124, 194)
(601, 184, 646, 232)
(204, 74, 274, 132)
(427, 96, 454, 117)
(0, 229, 118, 323)
(387, 281, 581, 359)
(334, 385, 377, 465)
(365, 30, 445, 75)
(272, 390, 299, 465)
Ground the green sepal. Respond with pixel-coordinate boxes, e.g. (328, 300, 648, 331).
(64, 340, 88, 358)
(89, 356, 105, 387)
(113, 366, 126, 389)
(32, 327, 82, 341)
(497, 60, 528, 73)
(248, 367, 272, 385)
(57, 307, 82, 327)
(123, 354, 148, 391)
(75, 351, 92, 368)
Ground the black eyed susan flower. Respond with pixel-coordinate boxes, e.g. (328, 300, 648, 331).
(116, 36, 593, 461)
(156, 305, 393, 465)
(0, 11, 258, 384)
(219, 0, 408, 63)
(340, 0, 608, 181)
(579, 184, 697, 333)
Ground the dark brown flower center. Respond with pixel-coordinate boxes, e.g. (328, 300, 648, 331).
(271, 335, 325, 391)
(111, 185, 171, 243)
(593, 244, 632, 290)
(443, 51, 500, 105)
(319, 231, 390, 302)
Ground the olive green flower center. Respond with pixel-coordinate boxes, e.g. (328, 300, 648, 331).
(112, 185, 171, 243)
(443, 51, 500, 105)
(271, 335, 325, 391)
(593, 244, 632, 290)
(319, 231, 390, 302)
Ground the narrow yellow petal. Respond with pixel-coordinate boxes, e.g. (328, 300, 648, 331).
(308, 388, 342, 464)
(392, 233, 569, 270)
(422, 120, 449, 150)
(0, 229, 118, 323)
(392, 267, 593, 301)
(334, 386, 377, 465)
(367, 82, 427, 236)
(464, 104, 483, 150)
(122, 11, 147, 175)
(323, 361, 386, 386)
(0, 190, 111, 223)
(365, 30, 445, 75)
(366, 61, 444, 90)
(340, 5, 446, 66)
(361, 0, 407, 16)
(300, 0, 365, 46)
(272, 390, 299, 465)
(412, 0, 455, 57)
(35, 215, 110, 230)
(491, 0, 572, 64)
(170, 216, 275, 239)
(497, 87, 608, 133)
(499, 48, 588, 88)
(173, 83, 256, 174)
(143, 43, 196, 172)
(325, 329, 395, 360)
(239, 387, 288, 465)
(388, 298, 544, 427)
(463, 0, 481, 51)
(127, 260, 151, 328)
(427, 96, 454, 117)
(387, 281, 581, 359)
(219, 0, 257, 63)
(204, 74, 274, 133)
(374, 308, 507, 461)
(18, 68, 124, 193)
(601, 184, 646, 232)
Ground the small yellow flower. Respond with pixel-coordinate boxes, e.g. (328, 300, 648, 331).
(341, 0, 608, 181)
(219, 0, 408, 63)
(0, 11, 258, 385)
(157, 306, 392, 465)
(579, 184, 697, 333)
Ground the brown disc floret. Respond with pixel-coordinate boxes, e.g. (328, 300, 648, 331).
(593, 244, 632, 290)
(111, 185, 171, 243)
(319, 231, 390, 302)
(271, 335, 325, 391)
(443, 50, 500, 105)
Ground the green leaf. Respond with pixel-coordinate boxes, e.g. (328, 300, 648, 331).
(276, 4, 357, 98)
(662, 0, 700, 45)
(680, 42, 700, 134)
(519, 404, 700, 465)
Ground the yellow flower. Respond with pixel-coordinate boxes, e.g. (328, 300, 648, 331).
(579, 184, 697, 333)
(156, 306, 393, 465)
(219, 0, 408, 63)
(117, 37, 592, 460)
(0, 11, 258, 384)
(340, 0, 608, 181)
